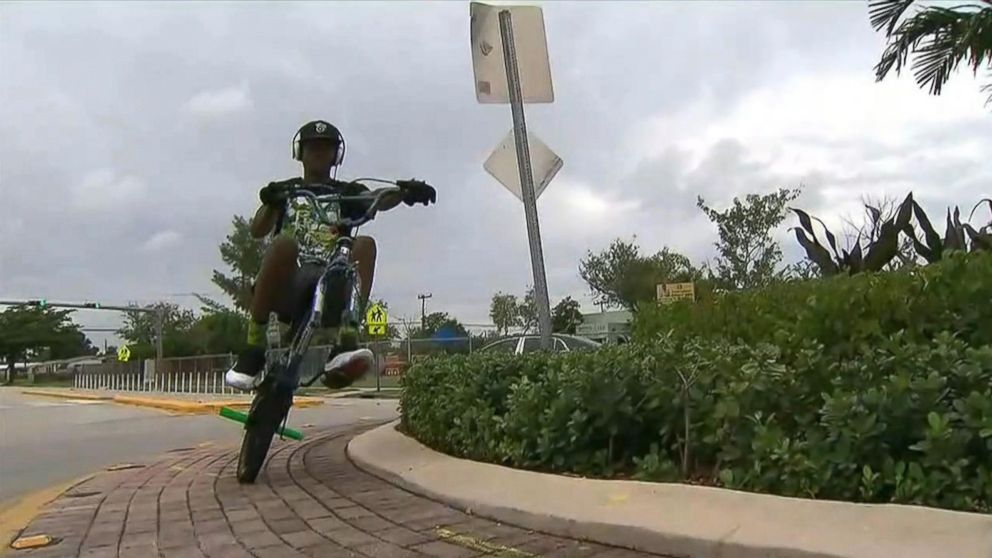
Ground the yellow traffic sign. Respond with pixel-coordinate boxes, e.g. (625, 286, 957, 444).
(368, 324, 387, 336)
(117, 345, 131, 362)
(366, 303, 387, 325)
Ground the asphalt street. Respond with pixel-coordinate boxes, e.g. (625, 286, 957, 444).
(0, 389, 398, 505)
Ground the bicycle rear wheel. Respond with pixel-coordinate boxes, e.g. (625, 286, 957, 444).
(236, 379, 292, 484)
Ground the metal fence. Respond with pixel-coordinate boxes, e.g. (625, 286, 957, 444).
(73, 369, 240, 394)
(67, 335, 508, 394)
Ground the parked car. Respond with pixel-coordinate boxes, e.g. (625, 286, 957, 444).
(478, 334, 601, 355)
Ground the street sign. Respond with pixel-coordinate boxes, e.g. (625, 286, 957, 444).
(117, 345, 131, 362)
(366, 303, 388, 336)
(657, 282, 696, 305)
(484, 129, 563, 202)
(470, 2, 554, 104)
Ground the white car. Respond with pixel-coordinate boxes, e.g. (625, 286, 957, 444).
(478, 334, 601, 354)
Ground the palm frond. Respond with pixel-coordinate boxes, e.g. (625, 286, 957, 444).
(912, 7, 992, 94)
(869, 0, 918, 35)
(874, 2, 992, 97)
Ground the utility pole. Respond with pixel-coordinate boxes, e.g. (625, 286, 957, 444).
(417, 293, 433, 330)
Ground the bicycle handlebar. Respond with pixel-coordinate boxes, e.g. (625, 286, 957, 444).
(285, 180, 403, 230)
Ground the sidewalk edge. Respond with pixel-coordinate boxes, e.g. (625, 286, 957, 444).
(347, 421, 992, 558)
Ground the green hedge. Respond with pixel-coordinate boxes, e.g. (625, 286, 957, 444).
(400, 253, 992, 513)
(634, 251, 992, 351)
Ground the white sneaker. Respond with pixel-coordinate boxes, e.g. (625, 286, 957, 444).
(325, 348, 374, 375)
(323, 348, 374, 388)
(225, 369, 262, 391)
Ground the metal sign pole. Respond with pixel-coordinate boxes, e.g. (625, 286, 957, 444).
(498, 9, 553, 350)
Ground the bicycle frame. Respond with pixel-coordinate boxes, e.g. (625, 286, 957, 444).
(270, 236, 361, 391)
(262, 185, 395, 392)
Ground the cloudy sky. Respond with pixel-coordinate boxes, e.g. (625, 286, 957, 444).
(1, 1, 989, 345)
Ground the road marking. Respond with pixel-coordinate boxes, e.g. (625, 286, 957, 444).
(434, 528, 537, 557)
(16, 400, 106, 408)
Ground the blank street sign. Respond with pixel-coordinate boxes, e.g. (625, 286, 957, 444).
(484, 129, 563, 202)
(470, 2, 554, 104)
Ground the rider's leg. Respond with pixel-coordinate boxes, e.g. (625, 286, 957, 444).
(226, 235, 299, 389)
(322, 235, 377, 389)
(351, 235, 376, 306)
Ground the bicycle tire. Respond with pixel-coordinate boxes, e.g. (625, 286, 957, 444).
(236, 382, 290, 484)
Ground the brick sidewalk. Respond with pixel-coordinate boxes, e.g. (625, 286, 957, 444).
(11, 424, 666, 558)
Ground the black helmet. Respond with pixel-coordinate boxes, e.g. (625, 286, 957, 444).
(292, 120, 345, 164)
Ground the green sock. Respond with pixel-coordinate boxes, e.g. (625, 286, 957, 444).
(338, 326, 358, 351)
(246, 321, 267, 347)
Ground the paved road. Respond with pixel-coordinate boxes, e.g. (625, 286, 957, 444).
(13, 424, 660, 557)
(0, 389, 397, 504)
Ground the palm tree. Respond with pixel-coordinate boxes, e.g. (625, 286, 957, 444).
(869, 0, 992, 103)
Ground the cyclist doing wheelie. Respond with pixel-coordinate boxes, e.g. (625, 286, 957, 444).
(225, 119, 436, 391)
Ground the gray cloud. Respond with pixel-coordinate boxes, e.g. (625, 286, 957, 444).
(1, 1, 989, 345)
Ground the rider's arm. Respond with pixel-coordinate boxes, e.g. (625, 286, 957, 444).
(250, 203, 284, 239)
(372, 189, 405, 212)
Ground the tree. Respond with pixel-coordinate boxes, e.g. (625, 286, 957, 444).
(518, 286, 539, 333)
(212, 215, 268, 313)
(117, 302, 197, 359)
(187, 300, 249, 355)
(489, 292, 521, 336)
(870, 0, 992, 103)
(0, 305, 94, 383)
(697, 188, 801, 290)
(580, 238, 701, 310)
(551, 297, 583, 334)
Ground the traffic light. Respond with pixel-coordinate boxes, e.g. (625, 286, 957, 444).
(28, 299, 47, 308)
(83, 302, 101, 309)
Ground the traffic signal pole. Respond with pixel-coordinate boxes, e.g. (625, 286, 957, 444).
(0, 299, 165, 374)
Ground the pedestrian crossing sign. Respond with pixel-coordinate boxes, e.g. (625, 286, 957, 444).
(117, 345, 131, 362)
(366, 304, 388, 336)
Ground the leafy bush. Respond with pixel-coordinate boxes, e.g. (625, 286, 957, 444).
(633, 251, 992, 351)
(401, 253, 992, 512)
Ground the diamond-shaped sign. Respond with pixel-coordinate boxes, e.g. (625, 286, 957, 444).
(484, 129, 563, 202)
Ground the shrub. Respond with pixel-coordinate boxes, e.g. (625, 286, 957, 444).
(401, 253, 992, 512)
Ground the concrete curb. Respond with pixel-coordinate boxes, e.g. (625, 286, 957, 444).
(347, 421, 992, 558)
(19, 389, 324, 414)
(111, 395, 324, 414)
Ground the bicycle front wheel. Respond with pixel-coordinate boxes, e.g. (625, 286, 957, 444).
(236, 381, 291, 484)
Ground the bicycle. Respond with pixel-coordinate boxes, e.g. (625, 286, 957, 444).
(236, 178, 430, 484)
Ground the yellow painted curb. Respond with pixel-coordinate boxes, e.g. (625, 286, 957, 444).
(111, 395, 324, 414)
(0, 475, 92, 556)
(19, 389, 111, 401)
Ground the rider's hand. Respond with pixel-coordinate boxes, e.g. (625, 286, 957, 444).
(259, 181, 293, 206)
(396, 179, 437, 207)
